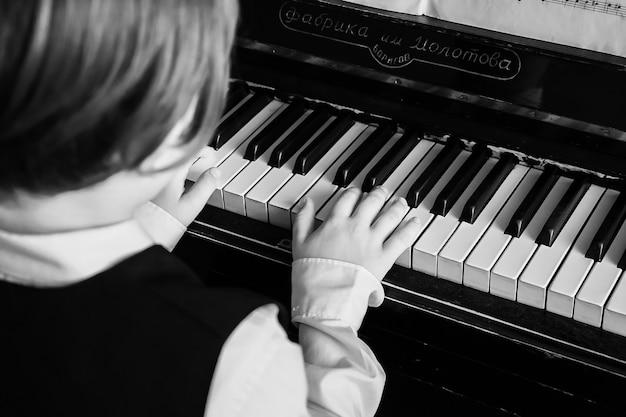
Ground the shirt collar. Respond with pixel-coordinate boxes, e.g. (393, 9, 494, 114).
(0, 218, 155, 287)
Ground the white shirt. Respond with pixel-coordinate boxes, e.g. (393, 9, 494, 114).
(0, 202, 386, 417)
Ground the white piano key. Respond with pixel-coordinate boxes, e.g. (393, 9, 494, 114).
(463, 168, 541, 292)
(314, 129, 405, 223)
(437, 165, 529, 284)
(344, 136, 439, 250)
(400, 151, 472, 269)
(223, 158, 274, 216)
(517, 184, 604, 309)
(573, 218, 626, 327)
(546, 189, 617, 317)
(187, 98, 282, 182)
(289, 125, 377, 225)
(377, 138, 436, 198)
(368, 138, 437, 226)
(244, 111, 316, 223)
(603, 272, 626, 337)
(246, 167, 294, 223)
(387, 143, 445, 268)
(222, 106, 304, 216)
(412, 158, 497, 277)
(269, 122, 368, 229)
(490, 175, 572, 300)
(208, 100, 286, 209)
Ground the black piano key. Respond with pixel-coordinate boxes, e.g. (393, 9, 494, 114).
(536, 174, 591, 247)
(293, 111, 355, 175)
(585, 189, 626, 262)
(361, 129, 421, 193)
(460, 152, 518, 224)
(617, 243, 626, 270)
(504, 164, 560, 238)
(332, 122, 397, 187)
(223, 80, 249, 115)
(212, 91, 273, 149)
(268, 105, 332, 168)
(243, 99, 306, 161)
(406, 139, 463, 208)
(431, 144, 492, 217)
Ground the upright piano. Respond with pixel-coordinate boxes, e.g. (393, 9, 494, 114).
(175, 0, 626, 415)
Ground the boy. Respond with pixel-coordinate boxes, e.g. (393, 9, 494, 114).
(0, 0, 421, 416)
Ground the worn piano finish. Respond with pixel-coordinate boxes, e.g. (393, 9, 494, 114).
(175, 1, 626, 415)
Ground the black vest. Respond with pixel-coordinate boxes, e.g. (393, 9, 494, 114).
(0, 246, 281, 417)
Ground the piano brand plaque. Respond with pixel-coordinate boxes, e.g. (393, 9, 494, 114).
(279, 0, 522, 80)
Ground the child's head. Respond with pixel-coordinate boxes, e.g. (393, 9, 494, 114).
(0, 0, 238, 197)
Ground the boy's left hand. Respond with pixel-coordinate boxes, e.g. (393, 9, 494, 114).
(151, 147, 221, 227)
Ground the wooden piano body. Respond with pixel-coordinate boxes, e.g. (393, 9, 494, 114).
(175, 1, 626, 415)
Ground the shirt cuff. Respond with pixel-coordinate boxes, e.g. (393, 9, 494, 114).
(134, 201, 186, 252)
(291, 258, 385, 331)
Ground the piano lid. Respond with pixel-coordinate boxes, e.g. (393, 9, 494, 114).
(237, 0, 626, 143)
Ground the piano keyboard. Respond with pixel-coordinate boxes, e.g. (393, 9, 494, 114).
(187, 81, 626, 339)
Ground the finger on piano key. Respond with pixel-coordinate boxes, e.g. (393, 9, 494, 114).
(517, 184, 604, 309)
(368, 136, 436, 224)
(412, 157, 496, 277)
(362, 129, 422, 193)
(269, 121, 368, 229)
(315, 130, 406, 224)
(290, 125, 378, 226)
(459, 152, 518, 224)
(406, 139, 463, 208)
(463, 168, 541, 292)
(244, 99, 306, 161)
(430, 144, 492, 217)
(535, 174, 591, 247)
(223, 80, 250, 115)
(546, 189, 618, 317)
(208, 100, 286, 208)
(504, 164, 560, 238)
(244, 110, 323, 222)
(585, 189, 626, 262)
(268, 105, 332, 168)
(574, 218, 626, 327)
(223, 104, 302, 215)
(490, 175, 572, 300)
(376, 136, 436, 197)
(188, 98, 284, 182)
(437, 164, 528, 284)
(332, 122, 397, 187)
(293, 111, 355, 175)
(402, 151, 471, 270)
(213, 91, 273, 149)
(603, 272, 626, 337)
(387, 143, 445, 268)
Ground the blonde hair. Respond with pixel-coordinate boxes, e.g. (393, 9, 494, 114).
(0, 0, 238, 194)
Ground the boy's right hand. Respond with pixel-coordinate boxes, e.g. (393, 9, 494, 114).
(151, 147, 220, 228)
(292, 187, 422, 280)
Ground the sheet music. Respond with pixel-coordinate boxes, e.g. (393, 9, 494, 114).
(345, 0, 626, 57)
